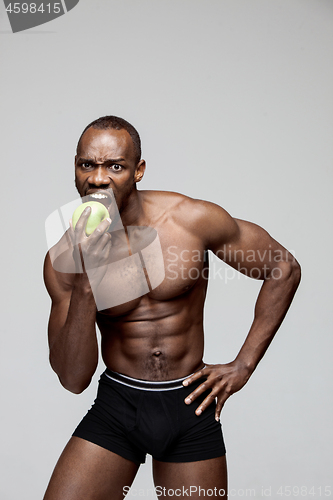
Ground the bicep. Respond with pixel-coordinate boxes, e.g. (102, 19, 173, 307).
(184, 199, 294, 280)
(214, 218, 293, 279)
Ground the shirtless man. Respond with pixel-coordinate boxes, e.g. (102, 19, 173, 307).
(43, 116, 301, 499)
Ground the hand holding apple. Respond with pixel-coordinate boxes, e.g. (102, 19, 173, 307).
(69, 201, 112, 285)
(72, 201, 111, 235)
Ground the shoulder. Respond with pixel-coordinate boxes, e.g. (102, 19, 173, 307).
(140, 190, 240, 250)
(178, 197, 240, 251)
(140, 189, 189, 211)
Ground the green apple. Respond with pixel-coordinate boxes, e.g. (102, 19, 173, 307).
(72, 201, 110, 235)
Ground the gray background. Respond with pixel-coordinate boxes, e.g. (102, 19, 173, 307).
(0, 0, 332, 498)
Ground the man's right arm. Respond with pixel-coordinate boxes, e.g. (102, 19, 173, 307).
(44, 251, 98, 394)
(44, 208, 112, 393)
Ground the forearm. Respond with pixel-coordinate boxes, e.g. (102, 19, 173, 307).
(49, 274, 98, 393)
(235, 259, 301, 373)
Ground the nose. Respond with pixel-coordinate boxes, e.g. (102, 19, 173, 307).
(88, 166, 111, 187)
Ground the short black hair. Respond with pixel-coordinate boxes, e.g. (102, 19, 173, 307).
(77, 115, 141, 163)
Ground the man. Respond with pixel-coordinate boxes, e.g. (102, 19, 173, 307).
(43, 116, 301, 499)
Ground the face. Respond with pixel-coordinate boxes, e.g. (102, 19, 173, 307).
(75, 127, 145, 216)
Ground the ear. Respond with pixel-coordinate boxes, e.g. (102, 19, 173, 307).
(134, 159, 146, 183)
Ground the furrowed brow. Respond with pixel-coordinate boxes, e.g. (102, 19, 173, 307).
(77, 157, 125, 163)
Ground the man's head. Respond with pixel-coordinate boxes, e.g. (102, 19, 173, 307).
(75, 116, 145, 215)
(76, 116, 141, 164)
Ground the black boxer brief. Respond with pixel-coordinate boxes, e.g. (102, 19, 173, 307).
(72, 368, 226, 465)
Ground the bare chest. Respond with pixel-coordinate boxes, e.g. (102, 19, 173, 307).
(94, 223, 208, 314)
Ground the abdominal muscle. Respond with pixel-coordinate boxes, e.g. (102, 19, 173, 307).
(96, 288, 206, 381)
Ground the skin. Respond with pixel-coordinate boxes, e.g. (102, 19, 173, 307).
(43, 127, 301, 499)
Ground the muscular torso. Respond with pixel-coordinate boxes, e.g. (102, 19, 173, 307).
(53, 191, 211, 381)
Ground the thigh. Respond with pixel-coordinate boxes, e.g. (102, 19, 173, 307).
(153, 456, 228, 499)
(43, 437, 139, 500)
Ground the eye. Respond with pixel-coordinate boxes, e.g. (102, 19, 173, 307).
(110, 164, 123, 172)
(81, 162, 92, 170)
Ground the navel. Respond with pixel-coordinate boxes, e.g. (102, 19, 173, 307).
(153, 351, 162, 357)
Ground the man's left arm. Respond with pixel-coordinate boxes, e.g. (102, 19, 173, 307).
(183, 201, 301, 420)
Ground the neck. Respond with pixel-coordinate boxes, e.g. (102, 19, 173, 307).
(118, 188, 145, 227)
